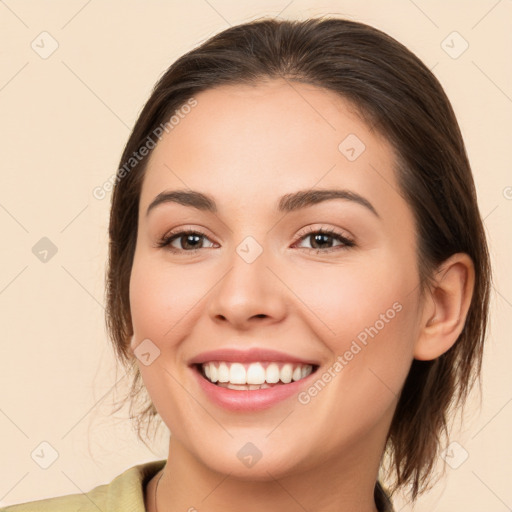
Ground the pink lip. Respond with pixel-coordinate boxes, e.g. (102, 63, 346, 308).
(188, 348, 319, 366)
(190, 364, 319, 412)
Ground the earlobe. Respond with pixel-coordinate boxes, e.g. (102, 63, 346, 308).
(413, 253, 475, 361)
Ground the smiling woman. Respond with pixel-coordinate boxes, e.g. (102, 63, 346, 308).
(5, 15, 491, 512)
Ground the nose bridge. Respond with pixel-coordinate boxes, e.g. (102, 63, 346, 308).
(207, 233, 287, 327)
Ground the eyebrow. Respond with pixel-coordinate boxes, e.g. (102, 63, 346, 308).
(146, 188, 379, 218)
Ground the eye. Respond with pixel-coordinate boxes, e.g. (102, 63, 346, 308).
(156, 229, 216, 253)
(156, 226, 355, 255)
(292, 226, 355, 253)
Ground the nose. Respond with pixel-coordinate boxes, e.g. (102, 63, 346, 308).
(207, 242, 288, 331)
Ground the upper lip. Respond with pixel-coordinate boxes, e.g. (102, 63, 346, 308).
(188, 348, 320, 366)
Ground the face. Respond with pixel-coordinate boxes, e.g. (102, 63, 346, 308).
(129, 79, 424, 479)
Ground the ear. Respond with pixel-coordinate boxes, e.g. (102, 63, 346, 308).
(414, 253, 475, 360)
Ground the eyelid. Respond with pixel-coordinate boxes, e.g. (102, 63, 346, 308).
(293, 224, 354, 244)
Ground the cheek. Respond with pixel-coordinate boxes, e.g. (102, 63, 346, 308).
(289, 258, 413, 335)
(128, 253, 209, 431)
(129, 253, 208, 343)
(288, 258, 418, 387)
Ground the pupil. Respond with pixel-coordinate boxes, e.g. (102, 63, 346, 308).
(312, 233, 331, 248)
(184, 234, 201, 249)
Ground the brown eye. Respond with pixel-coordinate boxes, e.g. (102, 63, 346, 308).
(294, 228, 355, 253)
(157, 230, 216, 252)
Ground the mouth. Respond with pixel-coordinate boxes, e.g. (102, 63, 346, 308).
(193, 361, 320, 391)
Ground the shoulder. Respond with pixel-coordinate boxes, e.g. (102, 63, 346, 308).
(2, 459, 166, 512)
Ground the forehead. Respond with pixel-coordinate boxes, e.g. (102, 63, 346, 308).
(140, 79, 400, 217)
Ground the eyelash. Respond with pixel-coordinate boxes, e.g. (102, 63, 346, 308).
(156, 226, 355, 255)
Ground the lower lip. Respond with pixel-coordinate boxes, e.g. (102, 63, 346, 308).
(191, 365, 318, 412)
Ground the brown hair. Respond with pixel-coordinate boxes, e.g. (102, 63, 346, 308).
(105, 16, 491, 502)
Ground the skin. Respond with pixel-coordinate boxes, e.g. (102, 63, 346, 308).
(128, 79, 475, 512)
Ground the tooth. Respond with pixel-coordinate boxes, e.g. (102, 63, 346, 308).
(280, 363, 293, 383)
(266, 363, 280, 383)
(210, 363, 218, 382)
(226, 383, 247, 390)
(221, 383, 272, 390)
(292, 366, 302, 381)
(301, 365, 313, 378)
(203, 361, 315, 385)
(251, 383, 271, 389)
(217, 362, 230, 382)
(246, 363, 266, 384)
(229, 362, 246, 384)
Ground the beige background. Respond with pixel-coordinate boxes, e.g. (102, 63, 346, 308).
(0, 1, 511, 510)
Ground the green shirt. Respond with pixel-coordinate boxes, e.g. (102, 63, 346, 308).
(2, 459, 394, 511)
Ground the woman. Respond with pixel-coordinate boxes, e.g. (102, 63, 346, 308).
(5, 16, 490, 512)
